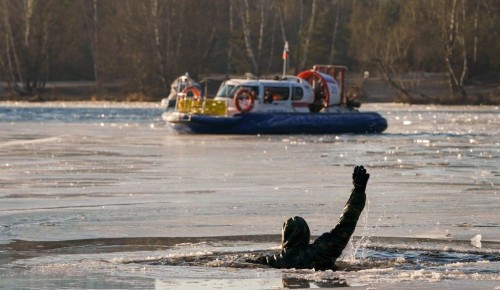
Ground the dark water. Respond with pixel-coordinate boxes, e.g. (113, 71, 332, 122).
(0, 102, 498, 289)
(0, 105, 163, 123)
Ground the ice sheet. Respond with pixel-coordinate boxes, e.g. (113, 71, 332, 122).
(0, 102, 498, 289)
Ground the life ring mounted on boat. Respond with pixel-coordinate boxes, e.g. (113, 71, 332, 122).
(233, 88, 255, 113)
(297, 70, 331, 113)
(182, 86, 202, 102)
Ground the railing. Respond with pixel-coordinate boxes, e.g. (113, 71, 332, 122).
(175, 94, 228, 116)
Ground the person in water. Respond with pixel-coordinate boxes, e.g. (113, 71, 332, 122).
(249, 165, 369, 270)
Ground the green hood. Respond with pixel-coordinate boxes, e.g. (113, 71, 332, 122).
(281, 216, 310, 249)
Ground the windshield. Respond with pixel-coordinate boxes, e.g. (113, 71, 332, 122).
(215, 84, 236, 98)
(215, 84, 260, 99)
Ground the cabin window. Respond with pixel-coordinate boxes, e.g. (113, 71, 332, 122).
(292, 87, 304, 100)
(263, 86, 290, 102)
(215, 84, 235, 98)
(216, 85, 259, 99)
(245, 86, 260, 100)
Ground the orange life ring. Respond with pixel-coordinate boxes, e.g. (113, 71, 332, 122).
(233, 88, 255, 113)
(182, 86, 201, 102)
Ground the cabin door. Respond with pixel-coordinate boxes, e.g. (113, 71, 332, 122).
(263, 86, 292, 112)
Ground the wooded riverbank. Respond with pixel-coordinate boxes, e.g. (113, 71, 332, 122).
(1, 73, 498, 105)
(1, 1, 499, 105)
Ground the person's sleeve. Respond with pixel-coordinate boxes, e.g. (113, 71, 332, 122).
(311, 187, 366, 259)
(249, 253, 286, 268)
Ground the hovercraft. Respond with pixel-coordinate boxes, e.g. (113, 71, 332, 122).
(162, 65, 387, 135)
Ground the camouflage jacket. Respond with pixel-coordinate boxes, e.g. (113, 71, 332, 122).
(253, 187, 366, 270)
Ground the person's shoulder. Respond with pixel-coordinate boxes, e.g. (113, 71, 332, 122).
(312, 231, 334, 244)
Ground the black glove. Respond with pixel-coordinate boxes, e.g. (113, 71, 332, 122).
(245, 256, 267, 264)
(352, 165, 370, 191)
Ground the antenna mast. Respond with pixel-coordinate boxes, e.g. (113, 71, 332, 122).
(282, 41, 289, 77)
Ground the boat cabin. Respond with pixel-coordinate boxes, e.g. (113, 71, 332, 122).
(167, 65, 348, 116)
(214, 76, 317, 114)
(215, 71, 344, 115)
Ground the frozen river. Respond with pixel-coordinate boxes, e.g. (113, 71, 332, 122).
(0, 102, 498, 289)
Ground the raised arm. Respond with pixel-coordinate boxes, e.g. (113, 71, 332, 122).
(311, 165, 369, 259)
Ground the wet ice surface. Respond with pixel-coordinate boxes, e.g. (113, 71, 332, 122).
(0, 102, 499, 289)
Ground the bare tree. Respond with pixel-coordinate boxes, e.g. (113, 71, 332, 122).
(0, 0, 56, 96)
(148, 0, 168, 89)
(226, 2, 234, 76)
(81, 0, 100, 93)
(440, 0, 468, 101)
(1, 0, 24, 93)
(328, 0, 341, 64)
(236, 0, 260, 75)
(348, 0, 432, 103)
(298, 0, 317, 71)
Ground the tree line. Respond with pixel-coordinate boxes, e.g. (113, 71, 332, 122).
(1, 0, 498, 103)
